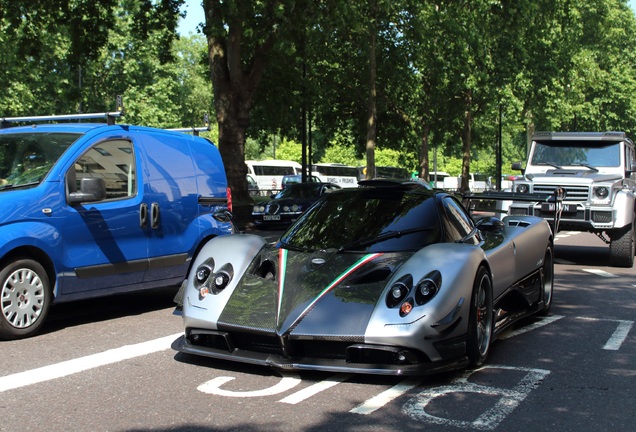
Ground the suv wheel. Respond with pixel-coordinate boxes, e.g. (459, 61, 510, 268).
(609, 221, 635, 268)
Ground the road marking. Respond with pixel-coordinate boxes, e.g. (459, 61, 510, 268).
(576, 317, 634, 350)
(498, 315, 564, 340)
(198, 373, 302, 397)
(279, 374, 351, 404)
(402, 365, 550, 430)
(0, 333, 181, 393)
(350, 379, 419, 415)
(583, 269, 618, 278)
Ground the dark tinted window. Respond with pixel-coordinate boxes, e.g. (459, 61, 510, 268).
(280, 188, 441, 252)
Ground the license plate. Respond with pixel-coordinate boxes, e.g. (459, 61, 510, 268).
(541, 203, 577, 213)
(263, 215, 281, 221)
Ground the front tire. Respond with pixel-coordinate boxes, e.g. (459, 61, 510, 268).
(0, 259, 51, 340)
(609, 221, 635, 268)
(538, 245, 554, 316)
(466, 266, 493, 367)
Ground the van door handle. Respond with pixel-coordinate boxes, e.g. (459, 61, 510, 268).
(151, 202, 160, 229)
(140, 203, 148, 228)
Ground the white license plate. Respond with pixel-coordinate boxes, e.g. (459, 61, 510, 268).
(263, 215, 281, 221)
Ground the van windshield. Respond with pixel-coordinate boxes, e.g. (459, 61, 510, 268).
(0, 132, 81, 189)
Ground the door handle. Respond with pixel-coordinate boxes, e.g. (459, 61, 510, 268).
(140, 203, 148, 228)
(151, 202, 160, 229)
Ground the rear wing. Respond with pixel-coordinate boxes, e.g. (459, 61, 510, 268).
(464, 189, 566, 234)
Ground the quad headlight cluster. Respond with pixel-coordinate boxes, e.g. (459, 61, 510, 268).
(193, 258, 234, 298)
(386, 271, 441, 317)
(253, 205, 266, 213)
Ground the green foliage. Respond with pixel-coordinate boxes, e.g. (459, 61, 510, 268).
(4, 0, 636, 195)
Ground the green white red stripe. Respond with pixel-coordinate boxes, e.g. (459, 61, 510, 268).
(277, 251, 383, 332)
(276, 248, 288, 325)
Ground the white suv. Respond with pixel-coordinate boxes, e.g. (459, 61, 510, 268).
(509, 131, 636, 267)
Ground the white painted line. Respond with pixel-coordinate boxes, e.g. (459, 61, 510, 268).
(498, 315, 564, 340)
(350, 379, 419, 415)
(198, 373, 302, 397)
(576, 317, 634, 350)
(402, 365, 550, 430)
(604, 321, 634, 350)
(583, 269, 618, 278)
(0, 333, 181, 393)
(279, 374, 350, 404)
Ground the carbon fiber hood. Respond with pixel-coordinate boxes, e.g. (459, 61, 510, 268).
(217, 245, 410, 339)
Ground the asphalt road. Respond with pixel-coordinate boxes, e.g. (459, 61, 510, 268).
(0, 231, 634, 432)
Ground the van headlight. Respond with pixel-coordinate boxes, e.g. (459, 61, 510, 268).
(515, 183, 530, 193)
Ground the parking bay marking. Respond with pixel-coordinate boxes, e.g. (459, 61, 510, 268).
(583, 268, 619, 278)
(0, 333, 181, 393)
(576, 317, 634, 350)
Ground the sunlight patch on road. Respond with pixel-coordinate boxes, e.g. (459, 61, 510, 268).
(0, 333, 181, 393)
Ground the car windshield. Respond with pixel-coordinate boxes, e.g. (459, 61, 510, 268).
(0, 132, 81, 189)
(279, 188, 442, 253)
(275, 182, 324, 199)
(531, 141, 621, 168)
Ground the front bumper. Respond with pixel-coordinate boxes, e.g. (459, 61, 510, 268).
(508, 202, 615, 231)
(172, 331, 469, 376)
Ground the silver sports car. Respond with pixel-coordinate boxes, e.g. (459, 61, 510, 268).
(172, 179, 555, 375)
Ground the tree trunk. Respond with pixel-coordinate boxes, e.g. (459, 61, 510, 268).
(365, 17, 377, 181)
(460, 89, 472, 194)
(419, 122, 431, 181)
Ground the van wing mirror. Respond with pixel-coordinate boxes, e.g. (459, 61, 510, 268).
(68, 177, 106, 204)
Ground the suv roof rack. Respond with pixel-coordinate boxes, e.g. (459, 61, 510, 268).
(1, 95, 124, 129)
(532, 131, 628, 142)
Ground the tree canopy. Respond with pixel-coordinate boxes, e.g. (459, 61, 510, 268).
(3, 0, 636, 197)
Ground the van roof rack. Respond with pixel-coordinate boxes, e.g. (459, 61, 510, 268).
(167, 114, 211, 136)
(1, 95, 124, 129)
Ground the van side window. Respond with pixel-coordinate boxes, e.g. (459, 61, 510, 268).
(68, 140, 136, 200)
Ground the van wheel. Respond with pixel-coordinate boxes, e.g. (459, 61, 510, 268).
(466, 266, 493, 367)
(609, 222, 635, 268)
(0, 259, 51, 340)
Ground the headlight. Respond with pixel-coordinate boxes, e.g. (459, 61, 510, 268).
(515, 183, 529, 193)
(194, 260, 214, 288)
(415, 270, 441, 305)
(593, 186, 609, 199)
(386, 281, 410, 308)
(213, 272, 231, 290)
(253, 205, 265, 213)
(291, 204, 300, 212)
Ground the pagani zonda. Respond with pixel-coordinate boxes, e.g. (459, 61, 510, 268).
(173, 180, 554, 375)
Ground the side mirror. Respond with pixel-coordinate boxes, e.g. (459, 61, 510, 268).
(475, 216, 504, 232)
(511, 162, 524, 173)
(68, 177, 106, 204)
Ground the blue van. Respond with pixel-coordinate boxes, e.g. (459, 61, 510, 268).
(0, 111, 233, 339)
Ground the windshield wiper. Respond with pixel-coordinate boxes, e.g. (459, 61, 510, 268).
(338, 227, 435, 252)
(570, 163, 599, 172)
(536, 162, 563, 169)
(0, 182, 39, 191)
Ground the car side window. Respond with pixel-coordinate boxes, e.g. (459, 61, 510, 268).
(67, 139, 136, 201)
(442, 196, 478, 244)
